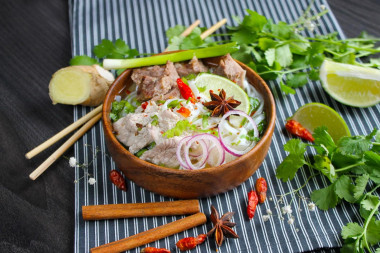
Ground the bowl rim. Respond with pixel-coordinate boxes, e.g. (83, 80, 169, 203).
(102, 57, 276, 175)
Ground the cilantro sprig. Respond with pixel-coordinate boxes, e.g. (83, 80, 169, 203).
(70, 39, 140, 75)
(276, 127, 380, 252)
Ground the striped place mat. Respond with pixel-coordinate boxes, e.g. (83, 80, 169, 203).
(69, 0, 380, 252)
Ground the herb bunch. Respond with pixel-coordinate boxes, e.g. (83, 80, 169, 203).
(166, 3, 380, 95)
(276, 127, 380, 252)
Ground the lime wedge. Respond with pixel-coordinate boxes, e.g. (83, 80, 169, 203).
(290, 102, 350, 143)
(319, 60, 380, 107)
(194, 73, 250, 114)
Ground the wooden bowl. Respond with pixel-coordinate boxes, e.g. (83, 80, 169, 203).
(102, 57, 276, 199)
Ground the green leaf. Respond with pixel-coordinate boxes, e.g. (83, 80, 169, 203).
(110, 100, 136, 122)
(166, 36, 184, 51)
(275, 44, 292, 67)
(308, 68, 320, 81)
(363, 151, 380, 179)
(314, 155, 337, 183)
(367, 218, 380, 246)
(290, 55, 308, 69)
(311, 183, 339, 210)
(353, 174, 370, 200)
(337, 134, 373, 158)
(334, 175, 356, 203)
(264, 48, 275, 66)
(163, 120, 196, 138)
(271, 22, 293, 39)
(361, 195, 380, 212)
(312, 126, 336, 155)
(166, 25, 186, 40)
(93, 39, 139, 60)
(241, 10, 267, 33)
(248, 97, 260, 115)
(341, 222, 364, 239)
(70, 55, 98, 66)
(286, 72, 309, 88)
(289, 33, 310, 54)
(258, 38, 277, 51)
(231, 28, 255, 45)
(231, 44, 254, 63)
(280, 80, 296, 95)
(276, 139, 308, 182)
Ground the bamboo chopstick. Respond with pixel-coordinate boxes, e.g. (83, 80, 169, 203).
(200, 18, 227, 40)
(25, 104, 103, 159)
(28, 18, 227, 180)
(163, 19, 200, 52)
(29, 113, 102, 180)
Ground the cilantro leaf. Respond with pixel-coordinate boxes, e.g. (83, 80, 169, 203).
(286, 72, 309, 88)
(312, 126, 336, 155)
(163, 120, 196, 138)
(367, 218, 380, 246)
(334, 175, 356, 203)
(337, 131, 374, 158)
(275, 44, 292, 67)
(353, 174, 370, 200)
(361, 195, 380, 212)
(70, 55, 98, 66)
(280, 80, 296, 95)
(110, 100, 136, 122)
(314, 155, 337, 183)
(93, 39, 139, 59)
(341, 222, 364, 239)
(264, 48, 275, 66)
(276, 139, 308, 182)
(311, 183, 339, 210)
(166, 25, 186, 41)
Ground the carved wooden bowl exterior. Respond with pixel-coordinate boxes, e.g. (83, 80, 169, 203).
(102, 57, 276, 199)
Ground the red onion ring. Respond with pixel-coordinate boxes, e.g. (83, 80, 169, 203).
(218, 110, 259, 157)
(176, 136, 192, 169)
(184, 134, 225, 170)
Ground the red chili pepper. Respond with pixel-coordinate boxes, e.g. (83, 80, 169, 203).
(255, 177, 267, 204)
(285, 119, 314, 142)
(109, 170, 127, 191)
(177, 78, 196, 103)
(177, 106, 191, 117)
(247, 190, 258, 219)
(141, 101, 148, 110)
(176, 234, 207, 251)
(140, 247, 170, 253)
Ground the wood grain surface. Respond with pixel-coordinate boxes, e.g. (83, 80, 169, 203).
(0, 0, 379, 252)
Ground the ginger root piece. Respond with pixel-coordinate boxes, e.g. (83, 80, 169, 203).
(48, 65, 115, 106)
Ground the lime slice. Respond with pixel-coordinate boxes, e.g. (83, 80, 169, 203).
(193, 73, 250, 113)
(319, 60, 380, 107)
(291, 102, 350, 143)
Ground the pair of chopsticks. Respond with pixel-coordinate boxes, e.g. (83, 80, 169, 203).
(26, 18, 227, 180)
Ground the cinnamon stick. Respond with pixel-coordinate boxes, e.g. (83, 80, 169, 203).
(90, 212, 207, 253)
(82, 200, 200, 220)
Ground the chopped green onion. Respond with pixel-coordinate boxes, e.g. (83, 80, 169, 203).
(103, 42, 239, 69)
(167, 100, 181, 109)
(151, 115, 159, 126)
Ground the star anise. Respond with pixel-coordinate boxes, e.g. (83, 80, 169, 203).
(203, 89, 241, 117)
(207, 205, 239, 246)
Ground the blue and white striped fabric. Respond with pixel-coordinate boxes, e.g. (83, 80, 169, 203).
(69, 1, 380, 252)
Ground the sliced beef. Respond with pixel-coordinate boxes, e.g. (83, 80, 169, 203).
(214, 54, 246, 88)
(174, 56, 209, 77)
(113, 103, 180, 154)
(113, 113, 160, 154)
(132, 61, 180, 101)
(151, 86, 180, 101)
(140, 137, 182, 168)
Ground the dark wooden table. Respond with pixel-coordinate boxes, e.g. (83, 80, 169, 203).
(0, 0, 379, 252)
